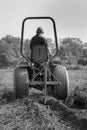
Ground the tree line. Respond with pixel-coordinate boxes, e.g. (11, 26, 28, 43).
(0, 35, 87, 67)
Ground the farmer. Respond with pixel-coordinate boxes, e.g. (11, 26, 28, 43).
(29, 27, 52, 80)
(30, 27, 52, 61)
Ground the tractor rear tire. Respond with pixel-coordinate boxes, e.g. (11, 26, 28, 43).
(14, 67, 29, 98)
(53, 65, 69, 100)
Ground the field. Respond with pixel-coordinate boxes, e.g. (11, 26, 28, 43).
(68, 69, 87, 92)
(0, 68, 87, 130)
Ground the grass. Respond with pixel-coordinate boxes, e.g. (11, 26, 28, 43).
(68, 69, 87, 93)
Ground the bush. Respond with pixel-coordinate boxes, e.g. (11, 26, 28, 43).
(66, 64, 87, 70)
(0, 55, 18, 68)
(77, 58, 87, 66)
(0, 55, 10, 68)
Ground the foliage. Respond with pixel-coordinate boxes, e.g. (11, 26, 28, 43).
(66, 64, 87, 70)
(0, 35, 87, 68)
(59, 38, 86, 65)
(77, 58, 87, 66)
(0, 35, 30, 67)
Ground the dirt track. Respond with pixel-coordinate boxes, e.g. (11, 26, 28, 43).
(0, 68, 87, 130)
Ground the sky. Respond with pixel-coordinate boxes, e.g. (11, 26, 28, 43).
(0, 0, 87, 42)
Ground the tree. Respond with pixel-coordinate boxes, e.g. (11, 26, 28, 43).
(23, 39, 30, 57)
(59, 38, 83, 64)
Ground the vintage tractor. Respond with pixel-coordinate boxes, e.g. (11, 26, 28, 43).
(14, 17, 69, 104)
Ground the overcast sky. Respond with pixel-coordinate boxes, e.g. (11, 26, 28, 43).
(0, 0, 87, 42)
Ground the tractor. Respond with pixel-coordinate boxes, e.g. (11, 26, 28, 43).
(14, 17, 69, 104)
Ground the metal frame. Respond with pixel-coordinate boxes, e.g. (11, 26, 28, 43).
(20, 17, 59, 104)
(21, 17, 58, 63)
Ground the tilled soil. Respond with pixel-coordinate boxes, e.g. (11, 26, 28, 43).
(0, 90, 72, 130)
(0, 68, 87, 130)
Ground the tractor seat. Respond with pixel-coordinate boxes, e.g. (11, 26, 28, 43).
(31, 45, 48, 66)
